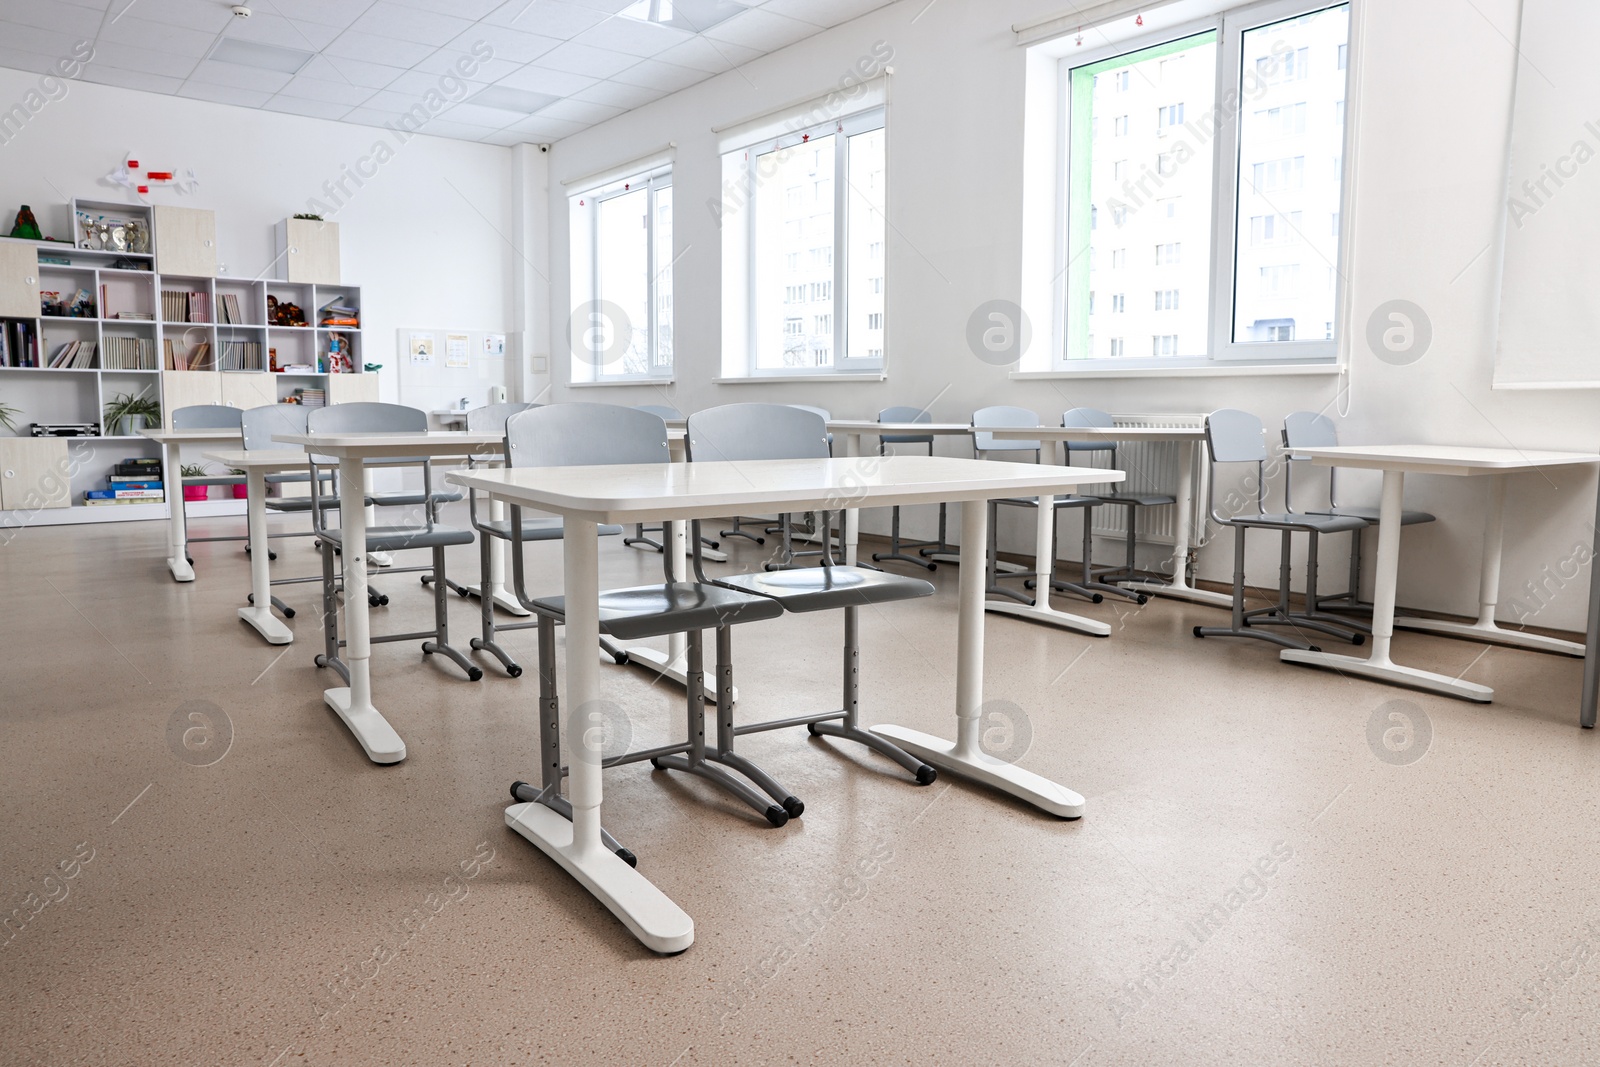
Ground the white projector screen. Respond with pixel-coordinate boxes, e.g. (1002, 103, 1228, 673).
(1493, 0, 1600, 388)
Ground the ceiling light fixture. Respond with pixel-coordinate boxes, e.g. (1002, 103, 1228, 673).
(207, 37, 313, 74)
(619, 0, 749, 33)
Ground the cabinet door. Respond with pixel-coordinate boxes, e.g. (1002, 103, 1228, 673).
(0, 241, 40, 318)
(153, 206, 218, 278)
(283, 219, 340, 284)
(219, 373, 276, 411)
(0, 438, 70, 511)
(159, 371, 221, 427)
(326, 373, 377, 405)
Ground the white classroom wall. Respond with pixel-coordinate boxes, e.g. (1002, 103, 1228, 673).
(542, 0, 1600, 635)
(0, 67, 522, 409)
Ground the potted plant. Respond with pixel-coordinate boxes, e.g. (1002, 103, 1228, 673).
(103, 388, 161, 436)
(230, 467, 248, 499)
(179, 463, 211, 502)
(0, 399, 19, 435)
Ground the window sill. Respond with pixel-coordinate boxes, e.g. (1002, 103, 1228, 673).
(1012, 362, 1343, 380)
(567, 377, 676, 388)
(712, 372, 887, 384)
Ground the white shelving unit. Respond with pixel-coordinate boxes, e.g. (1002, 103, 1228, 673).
(0, 201, 372, 528)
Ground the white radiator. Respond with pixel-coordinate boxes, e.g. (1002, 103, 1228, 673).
(1077, 413, 1210, 550)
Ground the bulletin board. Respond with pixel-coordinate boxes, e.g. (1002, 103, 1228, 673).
(394, 327, 510, 414)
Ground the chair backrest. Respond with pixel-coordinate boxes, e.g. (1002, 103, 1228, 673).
(686, 403, 830, 463)
(172, 404, 241, 430)
(307, 402, 427, 434)
(972, 405, 1039, 454)
(1205, 408, 1268, 464)
(1282, 410, 1339, 451)
(466, 402, 536, 433)
(504, 403, 669, 469)
(240, 404, 309, 451)
(878, 405, 933, 448)
(634, 403, 683, 420)
(1061, 407, 1116, 456)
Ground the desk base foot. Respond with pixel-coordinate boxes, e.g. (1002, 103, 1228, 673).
(168, 556, 195, 582)
(871, 726, 1085, 818)
(238, 605, 293, 645)
(1278, 649, 1494, 703)
(1119, 579, 1232, 609)
(613, 646, 736, 704)
(985, 601, 1111, 637)
(926, 553, 1027, 574)
(505, 801, 693, 954)
(461, 583, 532, 617)
(323, 687, 407, 763)
(1392, 616, 1583, 657)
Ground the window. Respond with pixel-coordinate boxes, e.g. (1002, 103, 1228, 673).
(570, 165, 673, 379)
(1111, 293, 1126, 313)
(728, 107, 886, 375)
(1054, 0, 1349, 367)
(1114, 114, 1130, 136)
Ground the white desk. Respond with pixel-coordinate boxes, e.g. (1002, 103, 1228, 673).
(985, 426, 1225, 614)
(1282, 445, 1600, 702)
(137, 426, 244, 583)
(827, 421, 976, 567)
(448, 455, 1118, 954)
(202, 448, 307, 646)
(272, 431, 504, 763)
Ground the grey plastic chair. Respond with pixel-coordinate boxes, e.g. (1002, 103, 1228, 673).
(622, 404, 702, 555)
(686, 403, 938, 789)
(1283, 411, 1435, 616)
(1056, 407, 1176, 604)
(972, 405, 1105, 607)
(306, 403, 481, 681)
(462, 402, 628, 678)
(869, 406, 943, 572)
(170, 404, 248, 558)
(1192, 409, 1368, 651)
(500, 404, 793, 835)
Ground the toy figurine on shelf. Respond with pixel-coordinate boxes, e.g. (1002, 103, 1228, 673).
(326, 333, 352, 374)
(8, 205, 42, 241)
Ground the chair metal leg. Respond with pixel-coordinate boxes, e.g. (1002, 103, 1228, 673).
(871, 505, 938, 571)
(806, 605, 936, 784)
(314, 538, 350, 683)
(421, 544, 483, 680)
(986, 501, 1033, 604)
(720, 517, 766, 545)
(1046, 507, 1140, 603)
(1243, 531, 1367, 644)
(703, 626, 805, 817)
(651, 631, 790, 827)
(1194, 526, 1318, 651)
(470, 533, 523, 677)
(624, 523, 666, 552)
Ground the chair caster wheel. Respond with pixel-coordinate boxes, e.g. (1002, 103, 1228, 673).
(915, 765, 937, 786)
(1090, 593, 1104, 604)
(506, 664, 523, 678)
(650, 757, 665, 770)
(1309, 645, 1323, 653)
(458, 587, 471, 598)
(806, 723, 820, 736)
(510, 780, 529, 799)
(420, 576, 429, 586)
(283, 607, 296, 619)
(615, 847, 638, 868)
(185, 556, 194, 565)
(247, 593, 255, 605)
(1135, 594, 1149, 605)
(314, 655, 327, 667)
(782, 796, 804, 819)
(1192, 626, 1205, 638)
(764, 805, 789, 828)
(467, 667, 483, 681)
(1352, 634, 1366, 646)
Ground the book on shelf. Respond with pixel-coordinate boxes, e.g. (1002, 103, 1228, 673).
(85, 488, 165, 500)
(101, 336, 154, 370)
(220, 340, 264, 371)
(83, 497, 161, 506)
(107, 479, 163, 489)
(47, 340, 97, 369)
(216, 294, 245, 325)
(3, 320, 40, 367)
(161, 290, 210, 324)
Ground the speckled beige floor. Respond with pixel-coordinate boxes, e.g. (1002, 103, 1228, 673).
(2, 508, 1598, 1066)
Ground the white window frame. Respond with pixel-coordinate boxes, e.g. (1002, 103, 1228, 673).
(569, 165, 674, 382)
(1049, 0, 1353, 372)
(727, 106, 887, 378)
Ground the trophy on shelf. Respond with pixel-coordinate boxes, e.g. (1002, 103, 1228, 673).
(124, 219, 147, 254)
(79, 215, 99, 249)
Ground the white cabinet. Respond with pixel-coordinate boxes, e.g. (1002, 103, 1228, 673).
(0, 240, 40, 318)
(327, 373, 377, 405)
(0, 437, 69, 511)
(219, 373, 276, 411)
(276, 218, 340, 284)
(159, 371, 222, 427)
(153, 206, 217, 278)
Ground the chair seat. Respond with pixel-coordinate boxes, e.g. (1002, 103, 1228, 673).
(1097, 491, 1178, 507)
(529, 582, 783, 641)
(1313, 506, 1436, 525)
(715, 566, 934, 612)
(370, 490, 464, 507)
(482, 518, 624, 541)
(318, 524, 475, 552)
(997, 495, 1101, 509)
(1231, 512, 1370, 534)
(267, 494, 369, 512)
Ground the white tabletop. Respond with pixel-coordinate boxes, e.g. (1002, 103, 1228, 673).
(202, 448, 306, 470)
(138, 427, 243, 443)
(448, 455, 1121, 524)
(272, 431, 504, 457)
(1295, 444, 1600, 476)
(827, 420, 975, 435)
(986, 426, 1206, 442)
